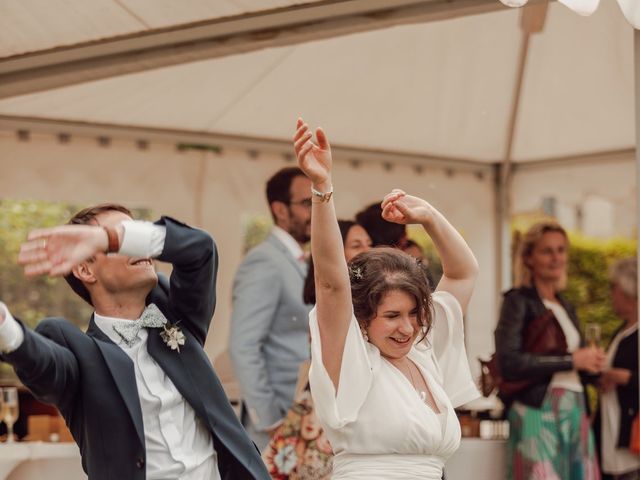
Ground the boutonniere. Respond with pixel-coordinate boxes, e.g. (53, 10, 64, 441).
(160, 324, 186, 352)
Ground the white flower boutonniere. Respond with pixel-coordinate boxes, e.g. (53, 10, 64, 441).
(160, 324, 186, 352)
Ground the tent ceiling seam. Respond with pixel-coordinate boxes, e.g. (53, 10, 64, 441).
(0, 114, 632, 171)
(203, 46, 297, 130)
(0, 0, 507, 99)
(0, 114, 489, 171)
(113, 0, 151, 29)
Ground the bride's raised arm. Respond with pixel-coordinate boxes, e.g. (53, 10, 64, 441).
(293, 118, 352, 390)
(381, 189, 479, 315)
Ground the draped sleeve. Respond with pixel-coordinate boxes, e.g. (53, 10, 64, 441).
(414, 291, 479, 407)
(308, 306, 379, 430)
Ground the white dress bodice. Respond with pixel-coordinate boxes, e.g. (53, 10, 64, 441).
(308, 291, 479, 479)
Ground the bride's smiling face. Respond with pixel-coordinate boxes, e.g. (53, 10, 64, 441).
(365, 289, 420, 359)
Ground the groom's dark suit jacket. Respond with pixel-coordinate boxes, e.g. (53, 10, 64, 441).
(0, 217, 270, 480)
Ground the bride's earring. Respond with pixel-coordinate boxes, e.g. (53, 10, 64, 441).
(360, 325, 369, 342)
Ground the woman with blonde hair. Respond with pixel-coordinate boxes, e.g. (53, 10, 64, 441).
(494, 221, 606, 479)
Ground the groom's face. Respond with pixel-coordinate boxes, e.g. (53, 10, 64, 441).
(89, 211, 158, 297)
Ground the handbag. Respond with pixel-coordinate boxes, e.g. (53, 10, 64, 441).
(262, 362, 333, 480)
(482, 309, 568, 400)
(630, 413, 640, 455)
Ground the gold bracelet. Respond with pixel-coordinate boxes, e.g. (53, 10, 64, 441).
(311, 186, 333, 203)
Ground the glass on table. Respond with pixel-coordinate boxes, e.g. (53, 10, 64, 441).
(1, 387, 19, 443)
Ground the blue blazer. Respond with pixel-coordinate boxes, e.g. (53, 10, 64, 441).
(1, 217, 269, 480)
(229, 232, 311, 431)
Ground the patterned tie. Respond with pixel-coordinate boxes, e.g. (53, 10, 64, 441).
(111, 303, 167, 348)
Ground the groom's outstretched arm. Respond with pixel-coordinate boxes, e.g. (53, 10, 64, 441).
(0, 305, 80, 410)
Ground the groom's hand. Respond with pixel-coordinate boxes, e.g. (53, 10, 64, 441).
(18, 224, 123, 277)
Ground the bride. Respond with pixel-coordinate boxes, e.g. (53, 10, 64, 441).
(293, 118, 480, 480)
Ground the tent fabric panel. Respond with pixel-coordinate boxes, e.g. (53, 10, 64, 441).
(513, 156, 636, 238)
(117, 0, 325, 29)
(0, 0, 145, 58)
(0, 0, 324, 59)
(209, 11, 522, 163)
(0, 9, 524, 163)
(513, 1, 635, 161)
(0, 48, 297, 130)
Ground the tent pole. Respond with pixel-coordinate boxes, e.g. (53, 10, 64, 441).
(495, 163, 512, 299)
(634, 28, 640, 415)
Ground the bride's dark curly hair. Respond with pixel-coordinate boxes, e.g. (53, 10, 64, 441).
(348, 247, 433, 342)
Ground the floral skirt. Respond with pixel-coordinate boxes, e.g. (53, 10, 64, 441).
(507, 387, 600, 480)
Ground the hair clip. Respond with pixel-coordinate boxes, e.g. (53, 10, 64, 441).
(349, 265, 363, 281)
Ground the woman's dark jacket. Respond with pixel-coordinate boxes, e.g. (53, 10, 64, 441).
(494, 286, 581, 409)
(594, 325, 639, 449)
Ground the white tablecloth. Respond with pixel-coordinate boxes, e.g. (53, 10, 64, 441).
(0, 438, 504, 480)
(0, 443, 86, 480)
(446, 438, 506, 480)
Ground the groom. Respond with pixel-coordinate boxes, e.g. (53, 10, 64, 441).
(0, 203, 269, 480)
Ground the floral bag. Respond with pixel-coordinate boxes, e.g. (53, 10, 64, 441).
(262, 388, 333, 479)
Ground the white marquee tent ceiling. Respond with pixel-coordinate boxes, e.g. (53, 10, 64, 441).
(0, 0, 636, 378)
(0, 0, 635, 166)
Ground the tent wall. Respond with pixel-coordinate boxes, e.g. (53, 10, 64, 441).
(0, 131, 497, 375)
(513, 156, 636, 238)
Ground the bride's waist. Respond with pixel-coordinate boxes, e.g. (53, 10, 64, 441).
(333, 453, 444, 479)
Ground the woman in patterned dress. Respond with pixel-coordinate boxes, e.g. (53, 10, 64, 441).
(495, 221, 606, 479)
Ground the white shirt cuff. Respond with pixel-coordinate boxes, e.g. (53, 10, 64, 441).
(0, 303, 24, 353)
(119, 221, 166, 258)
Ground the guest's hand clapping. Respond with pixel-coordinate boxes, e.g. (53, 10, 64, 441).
(293, 118, 332, 190)
(381, 190, 436, 226)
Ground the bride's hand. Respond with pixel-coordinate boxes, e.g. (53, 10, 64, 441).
(381, 189, 436, 225)
(293, 118, 332, 188)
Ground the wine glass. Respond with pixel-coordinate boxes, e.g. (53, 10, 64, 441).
(585, 323, 601, 349)
(1, 387, 19, 443)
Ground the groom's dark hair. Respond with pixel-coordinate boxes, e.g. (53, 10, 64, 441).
(63, 203, 133, 305)
(266, 167, 306, 222)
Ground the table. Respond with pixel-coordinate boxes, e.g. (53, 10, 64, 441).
(0, 438, 505, 480)
(0, 443, 85, 480)
(445, 438, 507, 480)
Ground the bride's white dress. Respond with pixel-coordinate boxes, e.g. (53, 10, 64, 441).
(308, 291, 479, 480)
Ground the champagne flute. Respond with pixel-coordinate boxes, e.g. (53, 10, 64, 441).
(585, 323, 601, 349)
(1, 387, 19, 443)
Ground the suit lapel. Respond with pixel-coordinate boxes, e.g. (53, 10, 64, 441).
(86, 317, 145, 447)
(267, 233, 306, 279)
(146, 327, 209, 427)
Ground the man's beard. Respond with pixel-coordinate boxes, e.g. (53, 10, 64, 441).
(289, 221, 310, 244)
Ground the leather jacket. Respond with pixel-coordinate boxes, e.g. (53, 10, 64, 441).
(494, 286, 580, 408)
